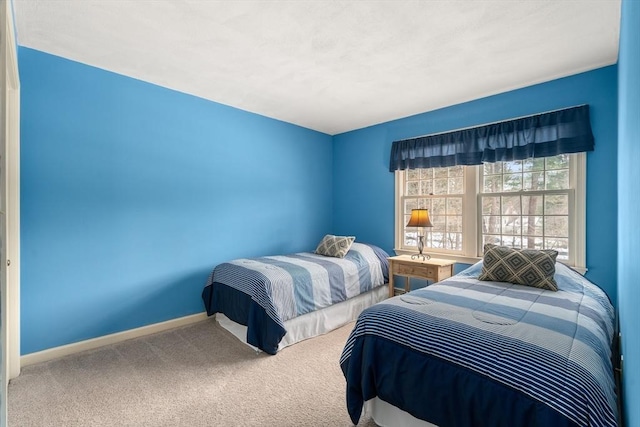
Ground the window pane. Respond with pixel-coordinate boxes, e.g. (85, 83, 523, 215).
(406, 181, 419, 196)
(445, 233, 463, 250)
(502, 216, 521, 235)
(434, 178, 448, 195)
(545, 216, 569, 238)
(522, 195, 543, 215)
(449, 177, 463, 194)
(545, 170, 569, 190)
(545, 238, 569, 260)
(432, 198, 446, 215)
(522, 216, 543, 236)
(420, 169, 432, 179)
(447, 198, 462, 214)
(545, 194, 569, 215)
(546, 154, 569, 170)
(523, 158, 545, 171)
(483, 175, 502, 193)
(484, 162, 502, 175)
(501, 196, 521, 215)
(482, 197, 501, 215)
(428, 232, 445, 248)
(503, 173, 522, 192)
(447, 216, 462, 232)
(407, 169, 419, 180)
(482, 235, 502, 247)
(405, 230, 418, 247)
(482, 216, 501, 234)
(502, 235, 522, 248)
(434, 168, 448, 179)
(522, 236, 544, 250)
(431, 216, 446, 232)
(404, 199, 418, 212)
(420, 180, 433, 195)
(503, 160, 522, 173)
(449, 166, 464, 177)
(523, 171, 545, 191)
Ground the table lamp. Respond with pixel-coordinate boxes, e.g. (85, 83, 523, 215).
(406, 208, 433, 260)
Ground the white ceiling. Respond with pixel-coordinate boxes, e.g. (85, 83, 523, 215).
(14, 0, 621, 135)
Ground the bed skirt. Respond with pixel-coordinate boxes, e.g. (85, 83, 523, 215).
(365, 398, 437, 427)
(216, 284, 388, 352)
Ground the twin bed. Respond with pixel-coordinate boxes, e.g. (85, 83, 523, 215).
(202, 240, 618, 427)
(340, 254, 618, 427)
(201, 238, 390, 354)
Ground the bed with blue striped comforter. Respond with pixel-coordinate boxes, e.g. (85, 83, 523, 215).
(202, 242, 389, 354)
(340, 261, 617, 427)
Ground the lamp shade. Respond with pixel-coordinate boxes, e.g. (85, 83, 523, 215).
(406, 209, 433, 228)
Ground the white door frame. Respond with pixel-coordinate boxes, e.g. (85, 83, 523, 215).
(2, 0, 21, 385)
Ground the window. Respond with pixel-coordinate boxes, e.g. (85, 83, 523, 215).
(402, 166, 464, 251)
(395, 153, 586, 269)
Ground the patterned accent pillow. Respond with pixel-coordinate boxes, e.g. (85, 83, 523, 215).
(314, 235, 355, 258)
(479, 244, 559, 291)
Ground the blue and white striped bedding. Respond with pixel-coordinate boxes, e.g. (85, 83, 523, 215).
(340, 261, 617, 427)
(202, 242, 389, 354)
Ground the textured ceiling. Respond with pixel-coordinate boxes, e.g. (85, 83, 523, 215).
(14, 0, 621, 135)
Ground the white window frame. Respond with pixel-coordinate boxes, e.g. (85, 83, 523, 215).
(394, 153, 587, 272)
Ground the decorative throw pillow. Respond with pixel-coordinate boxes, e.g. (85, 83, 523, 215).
(315, 235, 355, 258)
(479, 244, 559, 291)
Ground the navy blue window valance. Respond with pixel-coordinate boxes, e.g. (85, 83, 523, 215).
(389, 105, 594, 172)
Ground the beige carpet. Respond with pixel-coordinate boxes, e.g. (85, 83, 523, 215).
(9, 319, 378, 427)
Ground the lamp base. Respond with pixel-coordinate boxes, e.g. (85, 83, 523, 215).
(411, 235, 431, 261)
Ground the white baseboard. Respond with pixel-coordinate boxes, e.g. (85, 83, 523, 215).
(20, 312, 210, 367)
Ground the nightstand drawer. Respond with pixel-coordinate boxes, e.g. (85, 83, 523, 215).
(387, 256, 456, 297)
(394, 263, 437, 279)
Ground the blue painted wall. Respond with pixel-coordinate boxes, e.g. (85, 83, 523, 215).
(19, 48, 333, 354)
(333, 66, 618, 302)
(618, 0, 640, 425)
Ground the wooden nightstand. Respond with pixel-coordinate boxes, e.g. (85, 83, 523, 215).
(388, 255, 456, 297)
